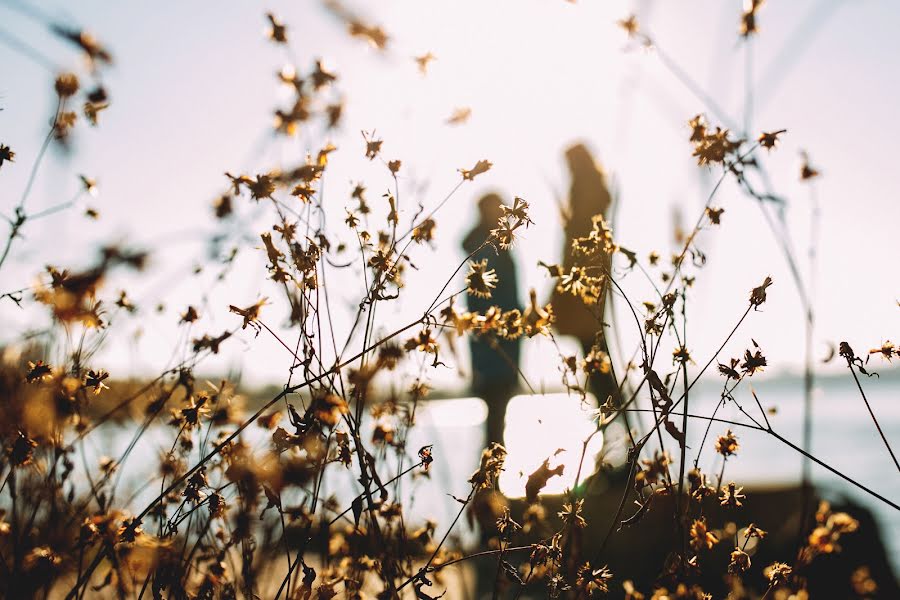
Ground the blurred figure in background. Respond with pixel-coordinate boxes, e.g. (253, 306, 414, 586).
(552, 143, 616, 406)
(463, 192, 521, 447)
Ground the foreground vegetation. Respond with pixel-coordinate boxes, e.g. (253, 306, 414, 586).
(0, 4, 897, 599)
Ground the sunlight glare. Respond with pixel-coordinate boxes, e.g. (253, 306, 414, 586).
(500, 393, 603, 498)
(418, 397, 487, 429)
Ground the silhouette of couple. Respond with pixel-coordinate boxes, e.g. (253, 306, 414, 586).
(463, 143, 615, 447)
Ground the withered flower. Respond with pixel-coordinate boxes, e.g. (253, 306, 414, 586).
(559, 499, 587, 529)
(720, 482, 746, 508)
(689, 518, 719, 552)
(728, 547, 751, 573)
(0, 144, 14, 168)
(715, 429, 740, 457)
(459, 159, 492, 181)
(414, 52, 436, 75)
(55, 73, 80, 98)
(229, 298, 268, 329)
(575, 562, 613, 595)
(85, 369, 110, 394)
(465, 259, 498, 299)
(266, 13, 287, 43)
(26, 360, 52, 383)
(765, 562, 793, 585)
(758, 129, 787, 151)
(705, 206, 724, 225)
(749, 276, 773, 308)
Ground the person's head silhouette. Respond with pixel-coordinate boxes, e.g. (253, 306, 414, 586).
(565, 142, 598, 176)
(477, 192, 504, 226)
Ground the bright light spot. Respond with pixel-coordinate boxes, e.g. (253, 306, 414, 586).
(500, 393, 603, 498)
(417, 397, 487, 428)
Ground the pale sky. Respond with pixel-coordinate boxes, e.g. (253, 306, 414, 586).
(1, 0, 898, 389)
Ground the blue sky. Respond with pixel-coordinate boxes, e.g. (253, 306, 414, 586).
(1, 0, 898, 389)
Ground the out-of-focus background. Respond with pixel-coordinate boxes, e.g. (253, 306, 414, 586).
(1, 0, 898, 578)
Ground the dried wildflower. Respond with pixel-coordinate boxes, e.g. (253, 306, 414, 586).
(229, 298, 268, 330)
(672, 345, 691, 365)
(459, 159, 492, 181)
(618, 14, 640, 37)
(247, 174, 276, 200)
(800, 150, 820, 180)
(446, 107, 472, 126)
(496, 506, 521, 535)
(465, 259, 498, 299)
(54, 111, 77, 138)
(491, 220, 518, 250)
(523, 289, 554, 337)
(414, 52, 436, 74)
(584, 346, 611, 375)
(739, 0, 765, 37)
(557, 266, 603, 304)
(688, 468, 715, 501)
(266, 13, 287, 43)
(576, 562, 613, 595)
(764, 561, 793, 585)
(548, 573, 570, 598)
(310, 393, 349, 427)
(83, 101, 109, 126)
(758, 129, 786, 151)
(828, 511, 859, 534)
(55, 73, 80, 97)
(175, 395, 209, 430)
(691, 120, 742, 166)
(325, 101, 343, 128)
(688, 114, 707, 142)
(192, 330, 232, 354)
(718, 357, 740, 380)
(412, 218, 436, 244)
(720, 482, 746, 508)
(85, 369, 110, 394)
(521, 503, 546, 535)
(741, 346, 767, 375)
(23, 546, 62, 571)
(469, 443, 507, 489)
(728, 547, 751, 573)
(311, 59, 336, 89)
(705, 206, 724, 225)
(409, 380, 432, 401)
(689, 518, 719, 552)
(0, 143, 15, 168)
(851, 566, 877, 596)
(348, 20, 389, 49)
(559, 499, 587, 529)
(362, 130, 382, 159)
(623, 580, 645, 600)
(26, 360, 52, 383)
(690, 118, 742, 166)
(868, 340, 896, 362)
(715, 429, 740, 457)
(184, 467, 209, 503)
(573, 214, 615, 256)
(749, 276, 773, 308)
(115, 290, 136, 313)
(744, 523, 768, 539)
(418, 445, 434, 471)
(7, 431, 38, 467)
(180, 305, 200, 323)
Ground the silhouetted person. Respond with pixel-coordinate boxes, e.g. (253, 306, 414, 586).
(552, 143, 616, 406)
(463, 193, 521, 447)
